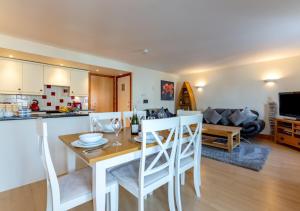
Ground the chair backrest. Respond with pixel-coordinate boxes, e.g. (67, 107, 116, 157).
(177, 114, 203, 170)
(140, 117, 180, 191)
(123, 111, 147, 127)
(36, 119, 60, 210)
(89, 112, 122, 131)
(177, 110, 202, 116)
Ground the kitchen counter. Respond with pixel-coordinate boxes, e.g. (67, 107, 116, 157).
(0, 115, 90, 192)
(0, 112, 89, 121)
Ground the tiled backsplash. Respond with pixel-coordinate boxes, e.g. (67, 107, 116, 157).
(0, 85, 88, 111)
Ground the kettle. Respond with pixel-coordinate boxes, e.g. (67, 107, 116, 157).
(30, 99, 40, 111)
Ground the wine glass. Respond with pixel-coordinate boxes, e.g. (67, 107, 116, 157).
(111, 118, 122, 146)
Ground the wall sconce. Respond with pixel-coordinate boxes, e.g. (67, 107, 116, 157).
(195, 85, 205, 91)
(263, 78, 278, 87)
(195, 81, 206, 91)
(263, 79, 278, 83)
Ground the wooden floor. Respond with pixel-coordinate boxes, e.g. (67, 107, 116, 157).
(1, 139, 300, 211)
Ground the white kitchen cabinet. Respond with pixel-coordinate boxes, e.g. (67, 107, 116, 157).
(22, 62, 44, 95)
(44, 65, 70, 87)
(70, 69, 89, 96)
(0, 59, 22, 94)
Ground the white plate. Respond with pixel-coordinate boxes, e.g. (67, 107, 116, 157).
(79, 133, 103, 143)
(134, 135, 164, 144)
(71, 138, 108, 148)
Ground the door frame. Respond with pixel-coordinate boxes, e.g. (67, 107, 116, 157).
(89, 73, 116, 111)
(116, 73, 132, 112)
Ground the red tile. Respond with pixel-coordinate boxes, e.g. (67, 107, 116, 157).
(46, 85, 51, 89)
(60, 99, 64, 103)
(71, 96, 75, 100)
(55, 106, 60, 110)
(42, 95, 47, 99)
(51, 92, 55, 96)
(47, 102, 51, 106)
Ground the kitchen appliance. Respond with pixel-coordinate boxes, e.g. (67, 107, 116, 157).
(30, 99, 40, 111)
(72, 101, 82, 110)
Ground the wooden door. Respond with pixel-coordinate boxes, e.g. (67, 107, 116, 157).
(89, 74, 115, 112)
(117, 74, 131, 112)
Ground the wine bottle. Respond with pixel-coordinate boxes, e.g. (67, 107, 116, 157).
(131, 107, 139, 135)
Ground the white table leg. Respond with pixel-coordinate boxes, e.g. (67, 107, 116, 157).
(67, 149, 76, 173)
(93, 162, 106, 211)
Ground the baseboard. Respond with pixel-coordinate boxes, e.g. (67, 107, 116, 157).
(256, 134, 274, 141)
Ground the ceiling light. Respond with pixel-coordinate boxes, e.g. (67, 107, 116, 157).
(9, 55, 13, 58)
(143, 48, 149, 54)
(60, 64, 64, 66)
(96, 69, 99, 72)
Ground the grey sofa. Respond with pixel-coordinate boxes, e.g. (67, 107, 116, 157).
(208, 108, 265, 138)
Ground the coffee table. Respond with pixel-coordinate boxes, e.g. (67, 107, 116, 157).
(202, 124, 241, 152)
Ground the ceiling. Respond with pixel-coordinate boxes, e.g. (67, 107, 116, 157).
(0, 0, 300, 74)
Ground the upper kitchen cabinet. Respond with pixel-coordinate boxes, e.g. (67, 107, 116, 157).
(70, 69, 89, 96)
(22, 62, 44, 95)
(44, 65, 70, 87)
(0, 59, 22, 94)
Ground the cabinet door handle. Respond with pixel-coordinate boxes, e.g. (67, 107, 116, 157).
(40, 89, 43, 92)
(18, 88, 21, 91)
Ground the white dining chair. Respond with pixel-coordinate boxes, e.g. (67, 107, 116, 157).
(111, 117, 180, 211)
(123, 110, 147, 127)
(89, 112, 122, 132)
(177, 110, 202, 116)
(36, 120, 119, 211)
(175, 114, 203, 211)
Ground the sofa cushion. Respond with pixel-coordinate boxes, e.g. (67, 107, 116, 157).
(220, 109, 232, 126)
(242, 107, 258, 123)
(229, 110, 248, 126)
(203, 107, 222, 124)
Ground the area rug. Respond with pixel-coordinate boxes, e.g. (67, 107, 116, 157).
(201, 143, 271, 171)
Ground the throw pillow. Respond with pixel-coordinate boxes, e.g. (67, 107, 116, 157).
(220, 109, 232, 125)
(204, 108, 222, 124)
(242, 107, 258, 123)
(203, 107, 212, 123)
(228, 110, 248, 126)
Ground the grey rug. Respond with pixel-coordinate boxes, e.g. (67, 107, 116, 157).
(201, 143, 271, 171)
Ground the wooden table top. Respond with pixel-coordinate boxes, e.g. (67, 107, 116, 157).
(59, 129, 145, 165)
(203, 124, 241, 135)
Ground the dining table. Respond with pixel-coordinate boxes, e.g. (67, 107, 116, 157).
(58, 128, 173, 211)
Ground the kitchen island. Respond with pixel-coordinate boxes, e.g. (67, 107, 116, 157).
(0, 114, 90, 192)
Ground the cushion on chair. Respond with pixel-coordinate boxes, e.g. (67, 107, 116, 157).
(59, 167, 116, 204)
(219, 109, 232, 126)
(180, 156, 194, 169)
(242, 107, 258, 124)
(228, 110, 248, 126)
(203, 107, 222, 124)
(111, 157, 169, 196)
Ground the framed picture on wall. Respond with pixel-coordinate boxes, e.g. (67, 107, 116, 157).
(161, 80, 174, 101)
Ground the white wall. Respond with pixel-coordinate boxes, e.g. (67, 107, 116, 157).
(132, 67, 177, 112)
(0, 34, 178, 112)
(180, 55, 300, 134)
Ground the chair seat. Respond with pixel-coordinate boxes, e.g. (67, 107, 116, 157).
(180, 156, 194, 169)
(59, 167, 116, 204)
(111, 158, 169, 196)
